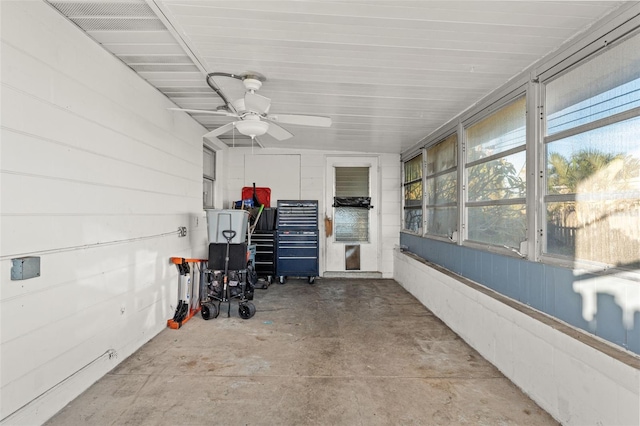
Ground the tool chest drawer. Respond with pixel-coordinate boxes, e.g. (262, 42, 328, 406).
(276, 231, 318, 257)
(275, 230, 319, 281)
(276, 200, 319, 229)
(277, 258, 318, 276)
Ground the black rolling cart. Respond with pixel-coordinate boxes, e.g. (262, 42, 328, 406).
(252, 230, 275, 286)
(275, 200, 319, 284)
(202, 233, 257, 320)
(202, 210, 256, 320)
(250, 207, 277, 287)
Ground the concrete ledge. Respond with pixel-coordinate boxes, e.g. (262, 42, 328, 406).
(394, 248, 640, 426)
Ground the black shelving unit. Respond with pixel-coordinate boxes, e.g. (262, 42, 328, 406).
(275, 200, 319, 284)
(252, 230, 275, 285)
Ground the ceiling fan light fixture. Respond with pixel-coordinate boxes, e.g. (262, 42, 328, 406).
(234, 119, 269, 137)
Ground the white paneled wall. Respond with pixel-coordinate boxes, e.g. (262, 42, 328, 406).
(379, 154, 402, 275)
(223, 149, 400, 278)
(394, 249, 640, 426)
(0, 2, 208, 424)
(244, 154, 302, 203)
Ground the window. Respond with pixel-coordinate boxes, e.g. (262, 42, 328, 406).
(544, 32, 640, 269)
(425, 134, 457, 238)
(464, 96, 527, 248)
(334, 167, 370, 242)
(203, 147, 215, 209)
(403, 154, 423, 233)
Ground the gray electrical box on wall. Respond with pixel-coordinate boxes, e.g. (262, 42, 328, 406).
(11, 257, 41, 280)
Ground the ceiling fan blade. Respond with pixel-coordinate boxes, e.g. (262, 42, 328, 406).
(168, 107, 237, 117)
(204, 122, 236, 138)
(266, 122, 293, 141)
(265, 114, 331, 127)
(244, 92, 271, 114)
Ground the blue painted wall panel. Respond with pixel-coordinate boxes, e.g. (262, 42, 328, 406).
(449, 243, 462, 274)
(480, 251, 494, 290)
(505, 258, 522, 301)
(628, 312, 640, 354)
(399, 232, 639, 356)
(596, 292, 627, 348)
(523, 261, 546, 312)
(491, 255, 510, 295)
(459, 246, 476, 281)
(542, 265, 556, 318)
(548, 266, 593, 333)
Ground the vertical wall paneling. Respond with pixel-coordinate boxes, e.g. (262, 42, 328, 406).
(224, 149, 399, 278)
(243, 154, 301, 203)
(400, 232, 640, 356)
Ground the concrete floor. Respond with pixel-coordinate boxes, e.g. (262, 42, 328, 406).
(46, 278, 557, 425)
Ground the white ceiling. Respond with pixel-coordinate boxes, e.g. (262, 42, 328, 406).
(47, 0, 626, 153)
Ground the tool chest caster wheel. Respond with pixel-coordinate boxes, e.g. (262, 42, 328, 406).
(239, 302, 256, 319)
(308, 276, 315, 284)
(201, 302, 218, 320)
(278, 276, 286, 284)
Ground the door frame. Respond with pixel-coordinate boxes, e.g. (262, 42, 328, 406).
(323, 155, 380, 275)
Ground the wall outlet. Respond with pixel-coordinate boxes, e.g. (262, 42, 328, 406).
(191, 213, 203, 229)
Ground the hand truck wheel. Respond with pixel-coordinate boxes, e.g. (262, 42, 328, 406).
(238, 302, 256, 319)
(201, 302, 218, 320)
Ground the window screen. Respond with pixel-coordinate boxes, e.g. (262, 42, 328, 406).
(403, 154, 423, 233)
(546, 33, 640, 136)
(334, 167, 370, 242)
(465, 96, 527, 248)
(544, 32, 640, 268)
(425, 134, 457, 237)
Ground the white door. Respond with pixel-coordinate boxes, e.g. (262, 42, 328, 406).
(324, 156, 379, 273)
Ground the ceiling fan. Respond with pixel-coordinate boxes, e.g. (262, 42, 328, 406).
(169, 71, 332, 141)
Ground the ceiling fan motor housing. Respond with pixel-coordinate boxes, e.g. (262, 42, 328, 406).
(243, 77, 262, 92)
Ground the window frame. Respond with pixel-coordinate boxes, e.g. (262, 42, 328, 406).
(399, 21, 640, 276)
(461, 94, 528, 251)
(333, 166, 371, 243)
(203, 146, 216, 209)
(402, 152, 424, 235)
(424, 133, 458, 240)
